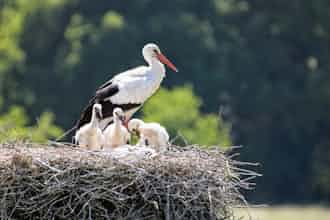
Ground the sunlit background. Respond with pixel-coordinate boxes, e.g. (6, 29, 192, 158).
(1, 0, 330, 219)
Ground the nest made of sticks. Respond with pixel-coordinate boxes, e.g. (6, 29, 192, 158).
(0, 142, 259, 220)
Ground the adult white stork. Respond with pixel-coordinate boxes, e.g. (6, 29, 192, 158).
(76, 43, 178, 131)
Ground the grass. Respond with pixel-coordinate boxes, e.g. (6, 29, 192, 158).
(235, 205, 330, 220)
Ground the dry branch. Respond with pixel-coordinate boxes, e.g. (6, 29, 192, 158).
(0, 142, 259, 220)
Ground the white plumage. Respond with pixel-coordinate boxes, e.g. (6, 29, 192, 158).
(108, 65, 165, 105)
(103, 108, 131, 149)
(76, 43, 178, 131)
(74, 104, 104, 150)
(98, 63, 165, 129)
(128, 118, 169, 152)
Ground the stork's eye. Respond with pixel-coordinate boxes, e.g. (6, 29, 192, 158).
(153, 49, 158, 54)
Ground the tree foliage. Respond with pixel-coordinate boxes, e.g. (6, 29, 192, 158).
(0, 105, 63, 142)
(143, 86, 231, 147)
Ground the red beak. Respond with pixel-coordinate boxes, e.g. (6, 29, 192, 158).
(156, 52, 178, 72)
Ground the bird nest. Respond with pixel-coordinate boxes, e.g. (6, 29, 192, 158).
(0, 142, 259, 220)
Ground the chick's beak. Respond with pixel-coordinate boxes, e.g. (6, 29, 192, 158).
(119, 115, 126, 123)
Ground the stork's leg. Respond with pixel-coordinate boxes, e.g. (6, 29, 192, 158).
(124, 117, 131, 144)
(124, 118, 130, 129)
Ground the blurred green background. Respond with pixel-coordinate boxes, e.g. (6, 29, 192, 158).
(1, 0, 330, 214)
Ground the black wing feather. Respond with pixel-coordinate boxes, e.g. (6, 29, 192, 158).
(95, 83, 119, 102)
(76, 79, 140, 129)
(97, 79, 113, 90)
(76, 100, 94, 129)
(76, 79, 119, 128)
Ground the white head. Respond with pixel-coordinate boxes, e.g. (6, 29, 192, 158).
(92, 104, 103, 120)
(113, 107, 125, 122)
(142, 43, 178, 72)
(128, 118, 144, 133)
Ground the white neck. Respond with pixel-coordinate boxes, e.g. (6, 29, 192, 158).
(91, 111, 99, 127)
(113, 116, 121, 128)
(145, 57, 165, 78)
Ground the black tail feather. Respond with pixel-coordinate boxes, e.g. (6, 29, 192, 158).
(76, 101, 94, 129)
(55, 126, 77, 142)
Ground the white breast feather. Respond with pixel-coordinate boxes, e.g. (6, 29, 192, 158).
(75, 124, 104, 150)
(104, 123, 131, 148)
(108, 66, 164, 104)
(139, 122, 169, 151)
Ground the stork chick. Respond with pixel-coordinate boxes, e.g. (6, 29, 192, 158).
(74, 104, 104, 150)
(128, 119, 169, 152)
(104, 108, 130, 149)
